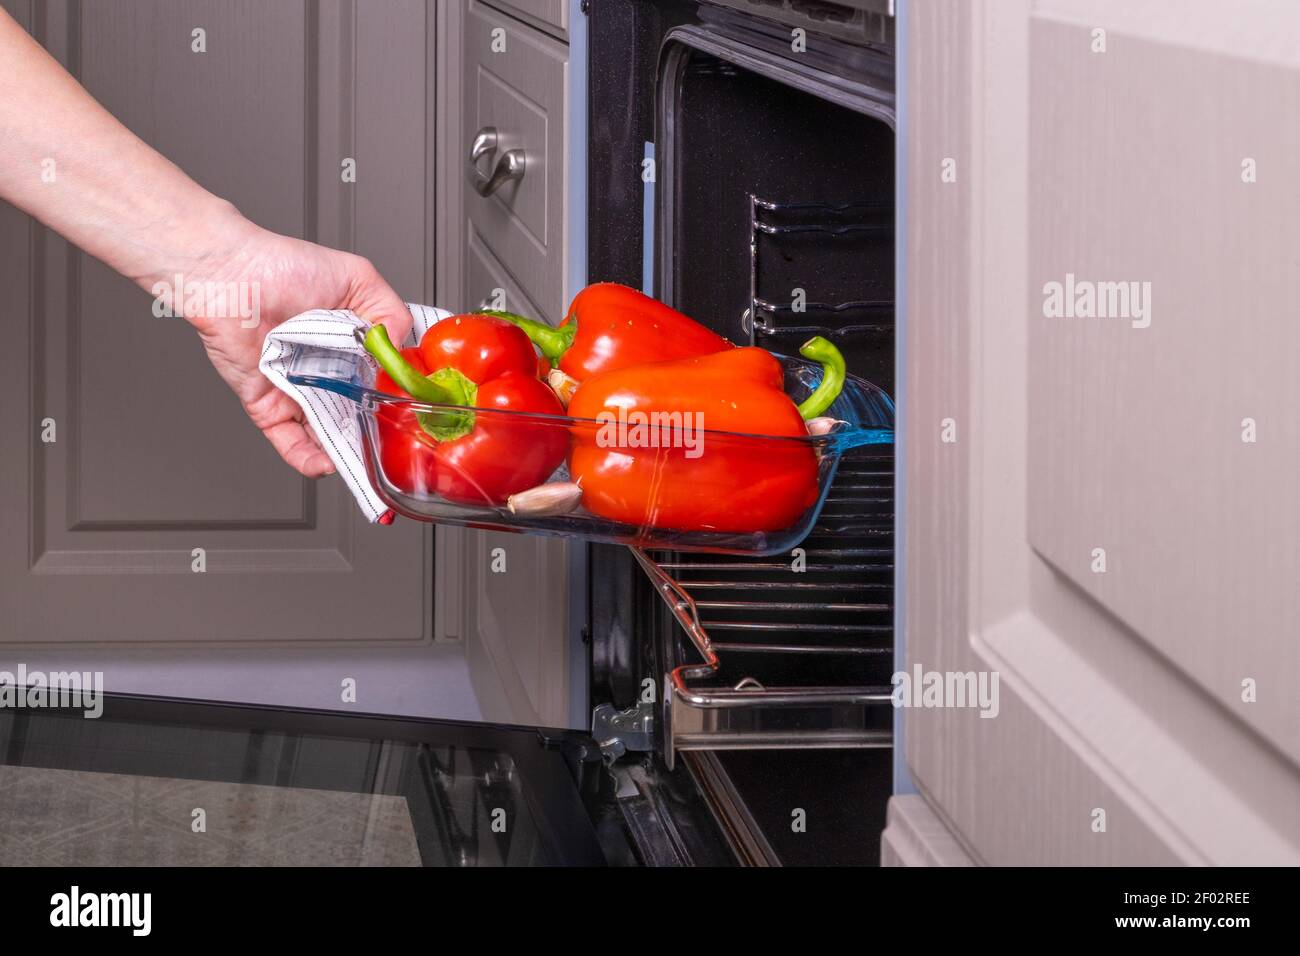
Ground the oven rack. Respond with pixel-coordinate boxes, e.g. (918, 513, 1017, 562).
(750, 297, 893, 339)
(748, 196, 894, 343)
(751, 197, 892, 228)
(633, 449, 895, 770)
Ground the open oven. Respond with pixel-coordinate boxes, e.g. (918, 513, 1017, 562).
(583, 0, 898, 865)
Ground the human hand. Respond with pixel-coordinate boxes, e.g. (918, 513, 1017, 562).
(0, 9, 410, 478)
(149, 207, 412, 477)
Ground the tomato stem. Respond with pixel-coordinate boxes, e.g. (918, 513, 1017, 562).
(796, 336, 847, 421)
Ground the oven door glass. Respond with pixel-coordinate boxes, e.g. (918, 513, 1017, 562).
(0, 693, 609, 866)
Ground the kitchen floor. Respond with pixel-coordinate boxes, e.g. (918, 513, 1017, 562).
(0, 765, 421, 866)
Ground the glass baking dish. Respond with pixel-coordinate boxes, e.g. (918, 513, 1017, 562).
(287, 344, 893, 555)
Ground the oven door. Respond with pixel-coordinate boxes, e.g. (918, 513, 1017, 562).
(0, 691, 743, 866)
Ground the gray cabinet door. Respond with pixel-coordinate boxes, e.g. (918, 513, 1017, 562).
(0, 0, 435, 646)
(430, 0, 585, 728)
(462, 0, 570, 324)
(891, 0, 1300, 865)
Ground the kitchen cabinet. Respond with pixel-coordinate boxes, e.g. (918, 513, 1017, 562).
(434, 0, 586, 728)
(460, 0, 572, 325)
(0, 0, 434, 646)
(486, 0, 569, 41)
(887, 0, 1300, 865)
(0, 0, 584, 723)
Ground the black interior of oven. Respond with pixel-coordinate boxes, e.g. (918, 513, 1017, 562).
(670, 57, 895, 393)
(587, 0, 895, 866)
(657, 47, 895, 867)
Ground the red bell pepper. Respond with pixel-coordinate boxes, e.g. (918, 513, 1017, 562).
(364, 315, 568, 506)
(565, 336, 847, 534)
(373, 345, 440, 494)
(487, 283, 733, 382)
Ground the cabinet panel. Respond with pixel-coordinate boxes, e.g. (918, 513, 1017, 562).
(465, 530, 573, 727)
(462, 226, 573, 726)
(441, 1, 583, 727)
(899, 0, 1300, 865)
(462, 0, 569, 322)
(482, 0, 569, 41)
(0, 0, 433, 645)
(1026, 9, 1300, 765)
(466, 218, 553, 322)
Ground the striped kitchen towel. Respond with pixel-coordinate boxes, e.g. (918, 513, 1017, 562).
(259, 303, 452, 523)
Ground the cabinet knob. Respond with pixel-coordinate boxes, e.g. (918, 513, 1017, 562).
(467, 126, 525, 197)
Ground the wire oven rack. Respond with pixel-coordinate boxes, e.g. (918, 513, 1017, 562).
(744, 196, 894, 346)
(637, 195, 897, 769)
(633, 446, 895, 770)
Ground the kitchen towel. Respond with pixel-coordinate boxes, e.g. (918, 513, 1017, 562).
(259, 304, 452, 523)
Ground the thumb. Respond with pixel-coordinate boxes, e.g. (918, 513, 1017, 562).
(348, 256, 413, 346)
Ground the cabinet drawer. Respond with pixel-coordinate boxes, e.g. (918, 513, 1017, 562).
(481, 0, 569, 42)
(463, 0, 568, 323)
(465, 218, 554, 325)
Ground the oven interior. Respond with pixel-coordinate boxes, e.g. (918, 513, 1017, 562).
(589, 6, 897, 867)
(669, 55, 895, 391)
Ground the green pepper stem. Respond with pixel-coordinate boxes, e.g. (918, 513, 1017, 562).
(363, 324, 464, 405)
(796, 336, 848, 420)
(481, 309, 576, 367)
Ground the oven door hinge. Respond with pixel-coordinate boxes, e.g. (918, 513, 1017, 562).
(591, 701, 654, 762)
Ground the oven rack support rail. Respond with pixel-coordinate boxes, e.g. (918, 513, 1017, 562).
(631, 548, 894, 771)
(744, 196, 894, 342)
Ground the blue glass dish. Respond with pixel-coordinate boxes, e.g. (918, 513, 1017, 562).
(287, 345, 894, 555)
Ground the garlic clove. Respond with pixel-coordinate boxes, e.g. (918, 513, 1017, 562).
(547, 368, 580, 407)
(507, 482, 583, 517)
(806, 417, 848, 436)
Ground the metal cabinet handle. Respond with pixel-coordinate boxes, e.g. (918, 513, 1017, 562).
(467, 126, 525, 197)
